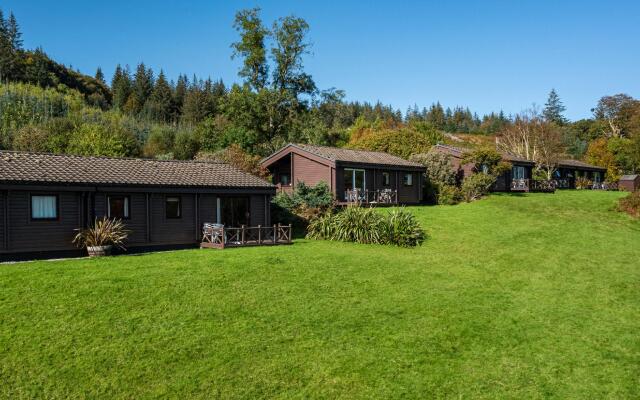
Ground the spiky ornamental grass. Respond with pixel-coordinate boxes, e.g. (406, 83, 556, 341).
(307, 205, 425, 247)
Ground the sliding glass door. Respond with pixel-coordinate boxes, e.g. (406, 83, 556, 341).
(220, 197, 250, 227)
(512, 166, 526, 180)
(344, 168, 366, 192)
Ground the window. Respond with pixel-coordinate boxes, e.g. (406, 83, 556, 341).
(279, 173, 291, 186)
(481, 164, 490, 174)
(166, 196, 181, 218)
(31, 195, 58, 220)
(344, 168, 366, 191)
(108, 196, 130, 219)
(512, 166, 526, 180)
(594, 172, 601, 183)
(382, 172, 390, 186)
(403, 173, 413, 186)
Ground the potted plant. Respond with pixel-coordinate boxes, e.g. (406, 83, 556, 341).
(73, 217, 130, 257)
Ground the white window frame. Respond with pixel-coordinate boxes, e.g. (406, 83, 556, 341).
(403, 173, 413, 186)
(107, 195, 130, 219)
(344, 168, 366, 191)
(31, 194, 58, 220)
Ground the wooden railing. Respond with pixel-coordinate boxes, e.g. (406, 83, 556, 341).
(344, 189, 398, 204)
(511, 179, 556, 193)
(553, 179, 573, 189)
(201, 223, 292, 249)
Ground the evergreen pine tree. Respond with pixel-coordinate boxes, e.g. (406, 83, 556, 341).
(149, 70, 174, 122)
(95, 67, 105, 83)
(0, 10, 21, 81)
(543, 88, 567, 124)
(7, 12, 21, 50)
(111, 64, 132, 110)
(132, 62, 154, 114)
(173, 74, 188, 119)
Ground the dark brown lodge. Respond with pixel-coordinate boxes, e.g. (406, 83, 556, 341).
(0, 151, 275, 260)
(261, 144, 426, 205)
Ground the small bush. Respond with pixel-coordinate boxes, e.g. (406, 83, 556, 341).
(73, 217, 130, 249)
(383, 208, 426, 247)
(410, 151, 458, 204)
(575, 177, 592, 190)
(461, 173, 496, 202)
(272, 181, 335, 225)
(437, 184, 462, 205)
(307, 205, 425, 247)
(618, 191, 640, 218)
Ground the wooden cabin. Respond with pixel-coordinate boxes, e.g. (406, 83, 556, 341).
(261, 144, 426, 205)
(430, 144, 537, 192)
(431, 144, 608, 192)
(619, 175, 640, 192)
(0, 151, 275, 261)
(553, 160, 608, 189)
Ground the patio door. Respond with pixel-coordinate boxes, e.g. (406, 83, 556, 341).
(220, 197, 250, 227)
(344, 168, 366, 191)
(512, 166, 526, 180)
(343, 168, 366, 201)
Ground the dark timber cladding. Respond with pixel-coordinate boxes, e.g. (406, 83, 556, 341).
(0, 151, 275, 260)
(261, 143, 426, 204)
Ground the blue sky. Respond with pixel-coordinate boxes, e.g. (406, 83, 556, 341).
(3, 0, 639, 120)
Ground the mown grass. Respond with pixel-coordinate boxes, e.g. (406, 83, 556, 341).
(1, 191, 639, 399)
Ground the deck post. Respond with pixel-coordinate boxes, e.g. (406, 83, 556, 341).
(273, 224, 277, 244)
(258, 225, 262, 244)
(221, 226, 225, 249)
(241, 225, 246, 244)
(288, 224, 292, 243)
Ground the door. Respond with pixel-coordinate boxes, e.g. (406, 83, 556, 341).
(512, 166, 526, 180)
(220, 197, 250, 227)
(343, 168, 366, 200)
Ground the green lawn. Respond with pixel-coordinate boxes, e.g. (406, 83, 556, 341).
(1, 191, 639, 399)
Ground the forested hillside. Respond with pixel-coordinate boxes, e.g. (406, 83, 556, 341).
(0, 7, 638, 180)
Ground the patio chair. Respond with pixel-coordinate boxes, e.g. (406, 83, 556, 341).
(202, 222, 224, 244)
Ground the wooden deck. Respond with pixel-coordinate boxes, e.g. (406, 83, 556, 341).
(201, 224, 292, 249)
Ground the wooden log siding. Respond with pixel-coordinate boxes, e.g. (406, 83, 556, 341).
(1, 191, 7, 250)
(1, 190, 273, 257)
(7, 191, 80, 252)
(292, 153, 332, 187)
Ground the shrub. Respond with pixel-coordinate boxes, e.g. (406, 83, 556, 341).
(67, 123, 139, 157)
(410, 151, 456, 185)
(437, 184, 462, 205)
(618, 191, 640, 218)
(13, 125, 51, 152)
(410, 150, 457, 204)
(462, 148, 511, 176)
(383, 208, 426, 247)
(72, 217, 130, 250)
(272, 181, 335, 225)
(347, 122, 441, 159)
(197, 144, 270, 179)
(307, 205, 425, 247)
(461, 173, 496, 202)
(575, 177, 592, 190)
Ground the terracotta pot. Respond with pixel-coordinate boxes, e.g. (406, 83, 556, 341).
(86, 245, 112, 257)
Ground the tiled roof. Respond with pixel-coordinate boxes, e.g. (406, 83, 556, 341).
(0, 151, 273, 188)
(557, 159, 607, 171)
(289, 143, 424, 167)
(431, 144, 534, 164)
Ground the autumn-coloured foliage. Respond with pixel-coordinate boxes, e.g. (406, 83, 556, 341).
(618, 191, 640, 218)
(346, 118, 443, 159)
(196, 144, 270, 179)
(585, 138, 621, 182)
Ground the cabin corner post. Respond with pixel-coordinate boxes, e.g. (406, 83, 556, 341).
(3, 190, 8, 251)
(194, 193, 200, 242)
